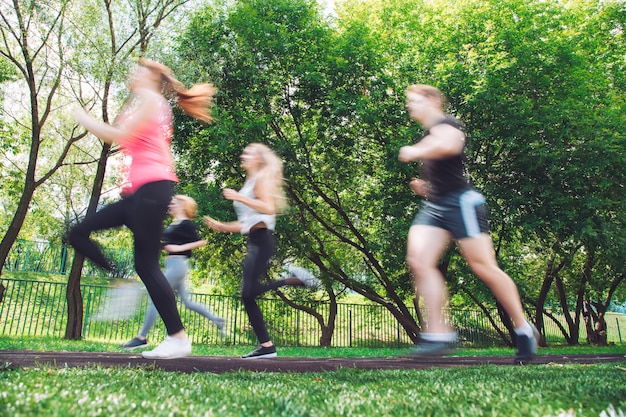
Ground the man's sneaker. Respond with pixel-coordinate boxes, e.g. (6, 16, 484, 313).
(514, 322, 540, 365)
(121, 337, 148, 350)
(282, 265, 321, 290)
(242, 344, 277, 359)
(408, 339, 455, 357)
(141, 336, 191, 360)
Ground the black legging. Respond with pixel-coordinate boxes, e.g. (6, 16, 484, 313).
(241, 228, 287, 344)
(69, 180, 184, 335)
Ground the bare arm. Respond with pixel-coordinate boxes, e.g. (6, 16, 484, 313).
(73, 88, 161, 145)
(398, 124, 465, 163)
(409, 177, 429, 197)
(222, 178, 276, 215)
(163, 240, 207, 253)
(203, 216, 242, 234)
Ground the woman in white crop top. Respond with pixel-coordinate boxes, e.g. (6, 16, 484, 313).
(204, 143, 319, 359)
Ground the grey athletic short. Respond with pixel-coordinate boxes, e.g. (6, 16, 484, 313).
(411, 189, 489, 239)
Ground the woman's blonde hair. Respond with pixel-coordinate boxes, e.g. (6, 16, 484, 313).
(405, 84, 445, 107)
(248, 143, 288, 213)
(173, 194, 198, 219)
(139, 58, 216, 123)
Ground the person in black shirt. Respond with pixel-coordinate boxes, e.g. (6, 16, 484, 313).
(121, 195, 225, 350)
(398, 84, 538, 364)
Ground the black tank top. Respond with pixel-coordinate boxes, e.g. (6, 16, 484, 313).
(420, 115, 470, 202)
(161, 220, 200, 258)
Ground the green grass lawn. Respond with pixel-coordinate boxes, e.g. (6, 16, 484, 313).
(1, 337, 625, 416)
(2, 335, 625, 357)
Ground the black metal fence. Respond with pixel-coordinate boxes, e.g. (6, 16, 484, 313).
(2, 278, 624, 347)
(0, 278, 415, 347)
(2, 240, 624, 347)
(4, 239, 135, 278)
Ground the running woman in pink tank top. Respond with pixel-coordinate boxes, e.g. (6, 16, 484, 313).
(70, 58, 216, 359)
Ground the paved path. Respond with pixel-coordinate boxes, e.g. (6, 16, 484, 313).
(1, 350, 624, 374)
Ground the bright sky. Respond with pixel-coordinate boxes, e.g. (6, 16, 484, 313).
(319, 0, 336, 18)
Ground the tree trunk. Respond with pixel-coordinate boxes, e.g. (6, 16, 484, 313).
(554, 276, 579, 345)
(535, 257, 557, 346)
(285, 185, 423, 342)
(462, 287, 513, 346)
(534, 273, 554, 346)
(65, 254, 86, 339)
(587, 274, 626, 345)
(0, 175, 38, 304)
(319, 288, 337, 347)
(64, 144, 111, 339)
(583, 300, 608, 346)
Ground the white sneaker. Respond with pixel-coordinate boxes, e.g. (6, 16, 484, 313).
(141, 336, 191, 360)
(282, 265, 321, 290)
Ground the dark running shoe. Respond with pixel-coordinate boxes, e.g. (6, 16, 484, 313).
(121, 337, 148, 350)
(242, 344, 277, 359)
(408, 339, 455, 357)
(514, 322, 540, 365)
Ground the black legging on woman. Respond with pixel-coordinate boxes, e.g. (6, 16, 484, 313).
(241, 228, 289, 344)
(69, 180, 184, 335)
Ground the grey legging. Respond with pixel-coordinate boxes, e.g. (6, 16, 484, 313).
(138, 256, 222, 337)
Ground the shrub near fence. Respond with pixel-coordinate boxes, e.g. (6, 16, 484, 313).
(1, 278, 417, 347)
(1, 278, 625, 347)
(4, 239, 625, 347)
(4, 239, 135, 278)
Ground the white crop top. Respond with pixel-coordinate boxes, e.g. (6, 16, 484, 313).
(233, 177, 276, 235)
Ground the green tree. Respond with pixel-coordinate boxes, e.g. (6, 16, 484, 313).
(0, 0, 87, 303)
(174, 0, 423, 346)
(341, 0, 626, 345)
(443, 0, 626, 346)
(63, 0, 195, 339)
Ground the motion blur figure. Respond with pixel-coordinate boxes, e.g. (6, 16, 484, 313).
(398, 84, 538, 364)
(203, 143, 320, 359)
(71, 58, 216, 359)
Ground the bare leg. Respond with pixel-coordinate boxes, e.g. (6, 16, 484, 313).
(406, 225, 454, 334)
(458, 234, 526, 328)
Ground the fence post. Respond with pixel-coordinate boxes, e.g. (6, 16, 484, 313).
(617, 317, 622, 344)
(59, 245, 68, 274)
(296, 308, 300, 347)
(397, 320, 401, 348)
(232, 298, 238, 345)
(349, 309, 352, 348)
(82, 292, 91, 336)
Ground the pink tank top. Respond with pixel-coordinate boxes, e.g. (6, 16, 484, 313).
(118, 98, 179, 195)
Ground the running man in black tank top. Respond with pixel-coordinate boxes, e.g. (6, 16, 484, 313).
(398, 84, 538, 364)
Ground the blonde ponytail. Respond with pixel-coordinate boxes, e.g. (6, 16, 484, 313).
(176, 83, 217, 123)
(139, 58, 217, 123)
(250, 143, 288, 213)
